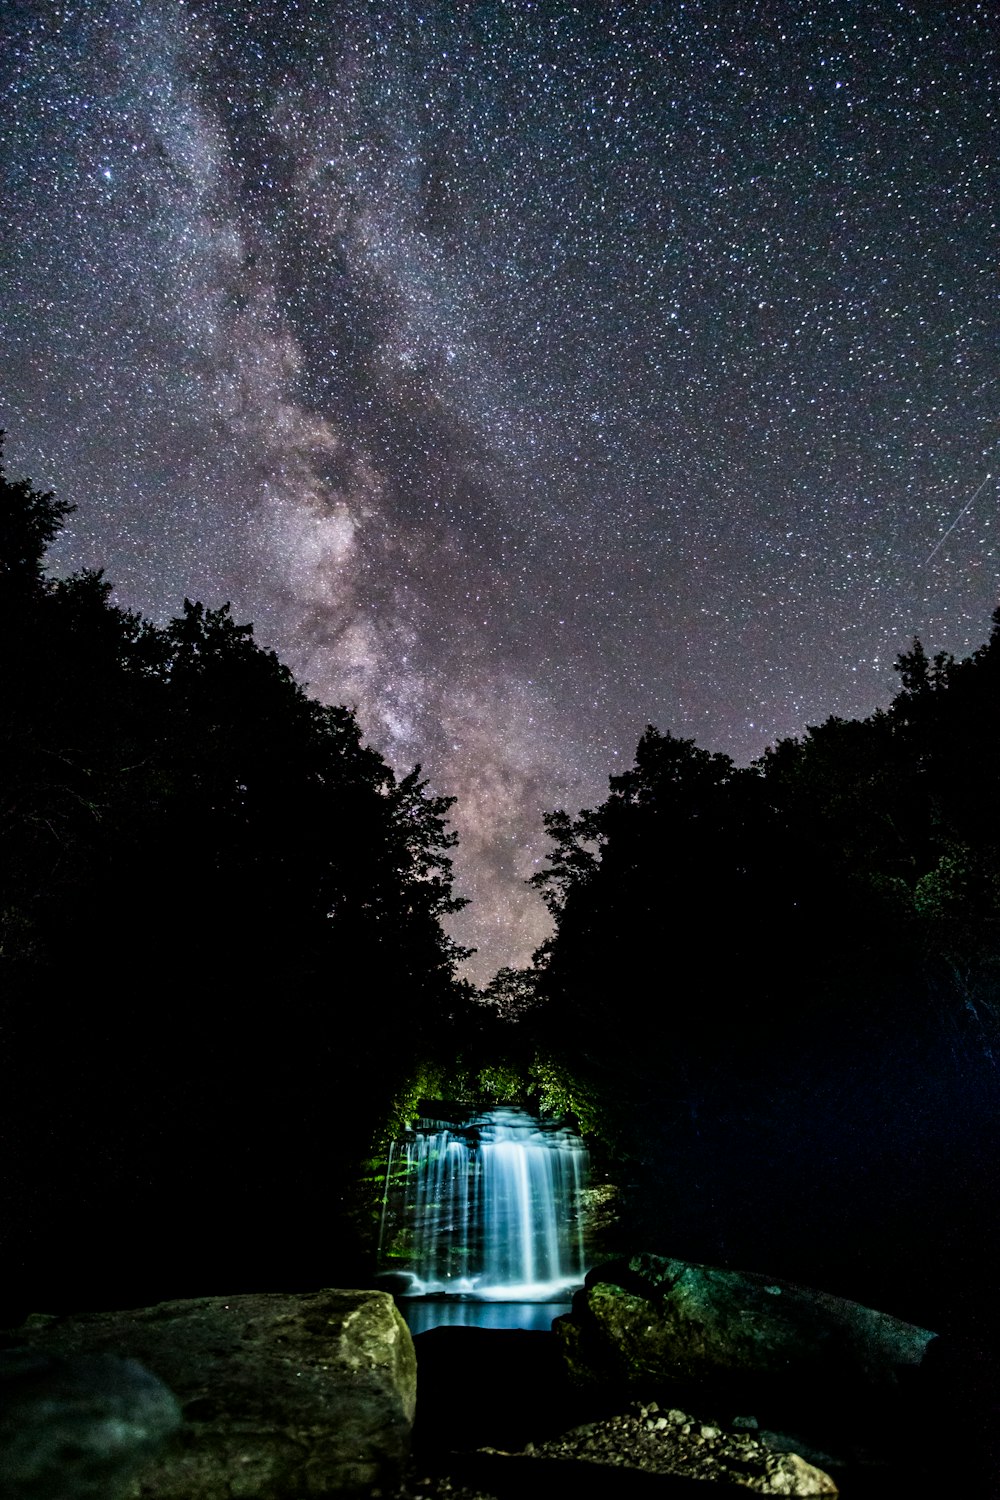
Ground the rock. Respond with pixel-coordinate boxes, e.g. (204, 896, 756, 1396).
(521, 1400, 839, 1494)
(763, 1450, 838, 1495)
(554, 1242, 941, 1464)
(372, 1270, 417, 1297)
(554, 1252, 935, 1446)
(10, 1288, 416, 1497)
(0, 1349, 181, 1499)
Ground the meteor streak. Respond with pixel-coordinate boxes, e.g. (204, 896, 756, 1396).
(923, 468, 997, 567)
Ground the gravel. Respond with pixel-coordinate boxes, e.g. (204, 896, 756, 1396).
(385, 1399, 840, 1498)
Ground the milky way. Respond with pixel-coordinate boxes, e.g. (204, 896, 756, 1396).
(2, 1, 997, 981)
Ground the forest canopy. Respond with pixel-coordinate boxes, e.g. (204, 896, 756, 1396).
(0, 438, 468, 1009)
(513, 599, 1000, 1163)
(0, 441, 476, 1310)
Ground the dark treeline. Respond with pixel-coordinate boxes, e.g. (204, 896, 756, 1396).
(533, 634, 1000, 1047)
(516, 620, 1000, 1330)
(0, 443, 475, 1318)
(3, 440, 1000, 1337)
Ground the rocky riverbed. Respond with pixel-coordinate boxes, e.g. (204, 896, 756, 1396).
(398, 1262, 946, 1500)
(390, 1398, 841, 1498)
(5, 1268, 994, 1497)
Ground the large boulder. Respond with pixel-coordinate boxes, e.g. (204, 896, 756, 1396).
(6, 1288, 416, 1497)
(554, 1253, 936, 1435)
(0, 1350, 181, 1499)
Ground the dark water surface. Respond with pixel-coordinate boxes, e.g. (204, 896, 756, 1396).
(401, 1298, 572, 1335)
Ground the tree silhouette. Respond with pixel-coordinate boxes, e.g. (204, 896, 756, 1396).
(0, 445, 470, 1314)
(0, 432, 74, 590)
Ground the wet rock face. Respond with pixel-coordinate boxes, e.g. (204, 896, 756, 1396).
(8, 1288, 416, 1498)
(554, 1253, 936, 1432)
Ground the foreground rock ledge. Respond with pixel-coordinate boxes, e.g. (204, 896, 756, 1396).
(556, 1254, 935, 1388)
(9, 1288, 416, 1498)
(554, 1253, 936, 1447)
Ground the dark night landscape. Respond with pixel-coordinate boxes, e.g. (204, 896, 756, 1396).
(1, 1, 999, 1495)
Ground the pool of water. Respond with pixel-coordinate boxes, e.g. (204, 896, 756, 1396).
(401, 1298, 573, 1334)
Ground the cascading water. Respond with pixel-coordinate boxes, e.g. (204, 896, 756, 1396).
(378, 1107, 588, 1327)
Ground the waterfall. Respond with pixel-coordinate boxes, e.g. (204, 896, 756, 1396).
(379, 1107, 588, 1301)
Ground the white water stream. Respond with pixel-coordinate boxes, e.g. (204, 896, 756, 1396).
(378, 1107, 588, 1304)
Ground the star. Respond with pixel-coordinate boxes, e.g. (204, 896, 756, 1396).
(1, 0, 997, 983)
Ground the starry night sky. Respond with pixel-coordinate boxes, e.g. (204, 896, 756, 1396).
(2, 1, 997, 981)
